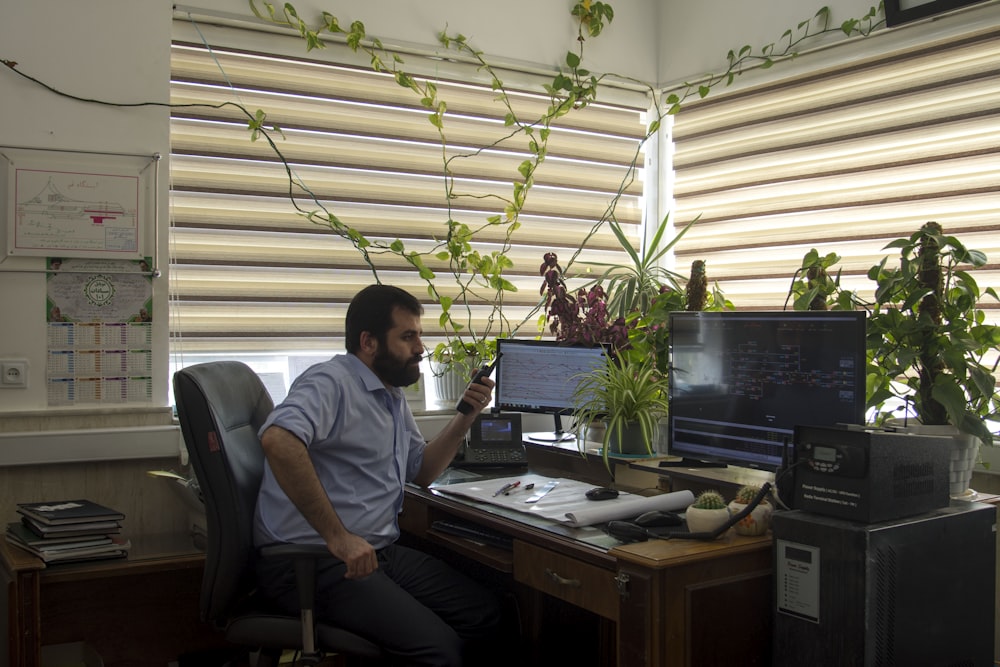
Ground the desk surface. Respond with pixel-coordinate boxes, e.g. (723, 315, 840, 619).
(1, 530, 203, 579)
(630, 457, 775, 484)
(424, 468, 770, 566)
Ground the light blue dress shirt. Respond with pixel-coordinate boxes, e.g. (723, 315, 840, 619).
(253, 353, 426, 550)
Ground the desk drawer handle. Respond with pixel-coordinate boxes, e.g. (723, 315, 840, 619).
(545, 568, 581, 588)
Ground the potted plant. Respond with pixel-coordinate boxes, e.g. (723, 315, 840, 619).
(727, 484, 773, 536)
(684, 490, 731, 536)
(866, 222, 1000, 495)
(791, 223, 1000, 496)
(570, 354, 670, 468)
(428, 338, 497, 403)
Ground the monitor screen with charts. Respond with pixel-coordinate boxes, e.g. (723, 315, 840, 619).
(495, 339, 609, 441)
(667, 310, 867, 471)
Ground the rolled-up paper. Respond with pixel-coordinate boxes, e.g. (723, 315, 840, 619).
(562, 489, 695, 526)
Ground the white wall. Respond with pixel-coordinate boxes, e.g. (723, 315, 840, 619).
(656, 0, 879, 85)
(0, 0, 173, 411)
(192, 0, 661, 81)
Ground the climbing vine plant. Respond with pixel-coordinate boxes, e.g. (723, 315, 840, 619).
(243, 0, 883, 374)
(2, 1, 884, 376)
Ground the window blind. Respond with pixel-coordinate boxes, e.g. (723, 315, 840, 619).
(671, 21, 1000, 322)
(169, 16, 650, 355)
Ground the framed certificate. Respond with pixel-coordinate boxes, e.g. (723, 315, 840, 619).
(1, 147, 156, 260)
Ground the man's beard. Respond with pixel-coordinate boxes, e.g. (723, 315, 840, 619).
(372, 346, 422, 387)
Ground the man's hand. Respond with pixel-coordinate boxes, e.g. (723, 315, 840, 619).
(328, 532, 378, 579)
(461, 375, 495, 413)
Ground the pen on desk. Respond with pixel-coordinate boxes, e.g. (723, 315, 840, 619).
(493, 482, 515, 497)
(503, 481, 521, 495)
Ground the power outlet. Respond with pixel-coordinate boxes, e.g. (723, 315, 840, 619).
(1, 360, 28, 388)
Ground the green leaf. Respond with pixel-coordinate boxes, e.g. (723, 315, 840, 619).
(931, 375, 969, 429)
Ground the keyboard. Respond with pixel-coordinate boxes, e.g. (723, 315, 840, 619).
(459, 446, 527, 467)
(430, 519, 513, 550)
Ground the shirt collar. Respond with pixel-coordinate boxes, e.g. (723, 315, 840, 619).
(345, 352, 403, 399)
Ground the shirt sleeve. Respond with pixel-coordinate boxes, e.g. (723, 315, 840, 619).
(260, 364, 344, 447)
(401, 400, 426, 481)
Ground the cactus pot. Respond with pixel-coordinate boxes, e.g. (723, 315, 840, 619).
(727, 500, 773, 536)
(684, 505, 731, 536)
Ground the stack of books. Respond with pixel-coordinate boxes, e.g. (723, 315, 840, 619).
(6, 499, 130, 564)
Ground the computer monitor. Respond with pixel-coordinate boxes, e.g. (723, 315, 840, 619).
(495, 338, 609, 442)
(666, 310, 867, 471)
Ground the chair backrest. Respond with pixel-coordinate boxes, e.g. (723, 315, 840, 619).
(173, 361, 275, 623)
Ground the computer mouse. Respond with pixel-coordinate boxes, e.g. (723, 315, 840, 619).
(634, 510, 683, 528)
(585, 486, 620, 501)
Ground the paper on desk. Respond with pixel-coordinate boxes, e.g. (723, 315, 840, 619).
(561, 490, 694, 526)
(431, 475, 694, 526)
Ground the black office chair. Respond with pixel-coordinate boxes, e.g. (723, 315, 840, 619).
(174, 361, 385, 667)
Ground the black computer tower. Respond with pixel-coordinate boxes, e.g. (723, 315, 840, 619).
(773, 503, 996, 667)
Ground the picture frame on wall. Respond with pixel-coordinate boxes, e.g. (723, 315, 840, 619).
(884, 0, 990, 26)
(0, 146, 157, 262)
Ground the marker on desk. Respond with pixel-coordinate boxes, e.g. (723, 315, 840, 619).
(493, 481, 517, 497)
(503, 481, 521, 495)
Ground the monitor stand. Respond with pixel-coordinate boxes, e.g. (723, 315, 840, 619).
(526, 414, 576, 443)
(659, 458, 728, 469)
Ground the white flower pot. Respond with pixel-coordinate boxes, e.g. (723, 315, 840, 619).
(727, 500, 773, 536)
(886, 419, 981, 499)
(430, 361, 468, 403)
(685, 505, 731, 536)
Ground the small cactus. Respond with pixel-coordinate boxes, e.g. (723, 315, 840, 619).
(692, 490, 726, 510)
(734, 484, 762, 505)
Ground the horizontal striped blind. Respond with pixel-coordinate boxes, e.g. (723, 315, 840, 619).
(169, 17, 650, 354)
(671, 22, 1000, 317)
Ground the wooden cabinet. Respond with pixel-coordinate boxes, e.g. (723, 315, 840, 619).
(1, 534, 227, 667)
(614, 538, 773, 667)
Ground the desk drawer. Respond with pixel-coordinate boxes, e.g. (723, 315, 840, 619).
(513, 541, 619, 621)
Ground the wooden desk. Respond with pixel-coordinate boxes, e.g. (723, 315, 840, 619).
(401, 478, 773, 667)
(1, 532, 227, 667)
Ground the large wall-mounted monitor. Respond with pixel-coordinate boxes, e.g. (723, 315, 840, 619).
(495, 338, 609, 441)
(667, 311, 867, 471)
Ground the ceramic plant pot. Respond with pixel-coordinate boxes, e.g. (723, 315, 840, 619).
(429, 360, 467, 403)
(887, 419, 982, 499)
(608, 421, 653, 456)
(727, 500, 773, 536)
(684, 505, 731, 536)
